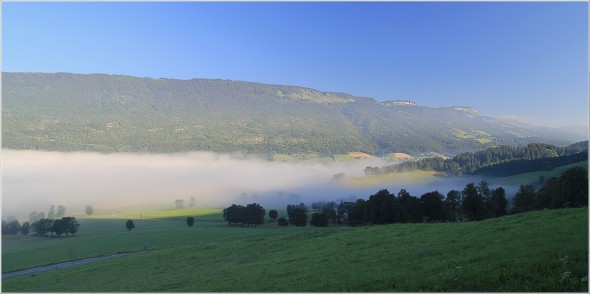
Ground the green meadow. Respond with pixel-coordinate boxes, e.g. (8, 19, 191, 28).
(491, 161, 588, 186)
(2, 207, 587, 292)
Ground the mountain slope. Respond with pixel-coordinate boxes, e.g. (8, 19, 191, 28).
(1, 72, 579, 155)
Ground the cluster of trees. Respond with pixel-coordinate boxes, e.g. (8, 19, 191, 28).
(222, 203, 266, 226)
(348, 166, 588, 226)
(366, 142, 588, 177)
(286, 203, 309, 226)
(30, 217, 80, 237)
(512, 166, 588, 213)
(2, 219, 30, 235)
(3, 205, 78, 237)
(344, 181, 508, 226)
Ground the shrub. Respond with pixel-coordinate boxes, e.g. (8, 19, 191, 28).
(310, 212, 329, 227)
(277, 217, 289, 227)
(187, 217, 195, 227)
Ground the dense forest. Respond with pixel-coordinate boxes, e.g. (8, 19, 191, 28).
(2, 72, 583, 156)
(365, 142, 588, 177)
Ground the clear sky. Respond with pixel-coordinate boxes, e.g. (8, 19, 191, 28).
(2, 1, 588, 128)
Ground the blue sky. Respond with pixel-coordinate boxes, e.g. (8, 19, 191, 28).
(2, 1, 588, 128)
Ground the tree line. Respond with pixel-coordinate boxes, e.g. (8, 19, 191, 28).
(2, 216, 80, 237)
(3, 205, 81, 237)
(347, 166, 587, 226)
(222, 203, 266, 226)
(365, 142, 588, 176)
(512, 166, 588, 213)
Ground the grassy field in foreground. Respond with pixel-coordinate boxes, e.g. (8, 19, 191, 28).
(2, 208, 587, 292)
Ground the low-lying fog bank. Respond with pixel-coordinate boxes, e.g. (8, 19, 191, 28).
(2, 149, 510, 220)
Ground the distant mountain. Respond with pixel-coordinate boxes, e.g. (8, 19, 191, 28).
(1, 72, 583, 156)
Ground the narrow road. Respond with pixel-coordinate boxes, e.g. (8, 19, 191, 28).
(2, 253, 128, 278)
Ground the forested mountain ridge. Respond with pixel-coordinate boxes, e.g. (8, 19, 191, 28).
(1, 72, 584, 155)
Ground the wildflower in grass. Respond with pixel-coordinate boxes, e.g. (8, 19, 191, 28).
(559, 256, 569, 263)
(581, 276, 588, 283)
(562, 272, 571, 279)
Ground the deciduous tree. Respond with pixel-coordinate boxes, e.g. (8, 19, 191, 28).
(269, 209, 278, 221)
(20, 222, 30, 235)
(186, 217, 195, 227)
(277, 217, 289, 227)
(126, 220, 135, 231)
(462, 183, 485, 221)
(310, 212, 329, 227)
(511, 184, 537, 213)
(290, 208, 307, 227)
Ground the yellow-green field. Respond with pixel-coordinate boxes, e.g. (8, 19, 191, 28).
(341, 170, 439, 188)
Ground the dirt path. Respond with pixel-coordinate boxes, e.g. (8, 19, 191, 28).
(2, 253, 128, 278)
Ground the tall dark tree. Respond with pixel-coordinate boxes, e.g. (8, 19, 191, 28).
(277, 217, 289, 227)
(420, 191, 445, 222)
(1, 220, 7, 235)
(397, 189, 421, 223)
(461, 183, 485, 221)
(367, 189, 395, 224)
(310, 212, 329, 227)
(31, 219, 53, 237)
(537, 177, 563, 209)
(52, 218, 66, 237)
(348, 199, 368, 225)
(560, 166, 588, 207)
(20, 222, 31, 235)
(477, 181, 491, 199)
(244, 203, 265, 227)
(290, 207, 307, 227)
(6, 220, 21, 235)
(186, 217, 195, 227)
(223, 204, 244, 225)
(126, 219, 135, 231)
(444, 190, 462, 221)
(488, 187, 508, 217)
(65, 217, 80, 236)
(268, 209, 278, 221)
(511, 184, 537, 213)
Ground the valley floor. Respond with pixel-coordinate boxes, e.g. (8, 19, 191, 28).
(1, 208, 587, 292)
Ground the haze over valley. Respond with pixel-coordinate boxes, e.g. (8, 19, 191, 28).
(1, 2, 587, 292)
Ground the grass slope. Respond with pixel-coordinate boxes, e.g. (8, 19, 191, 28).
(2, 208, 587, 292)
(492, 161, 588, 186)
